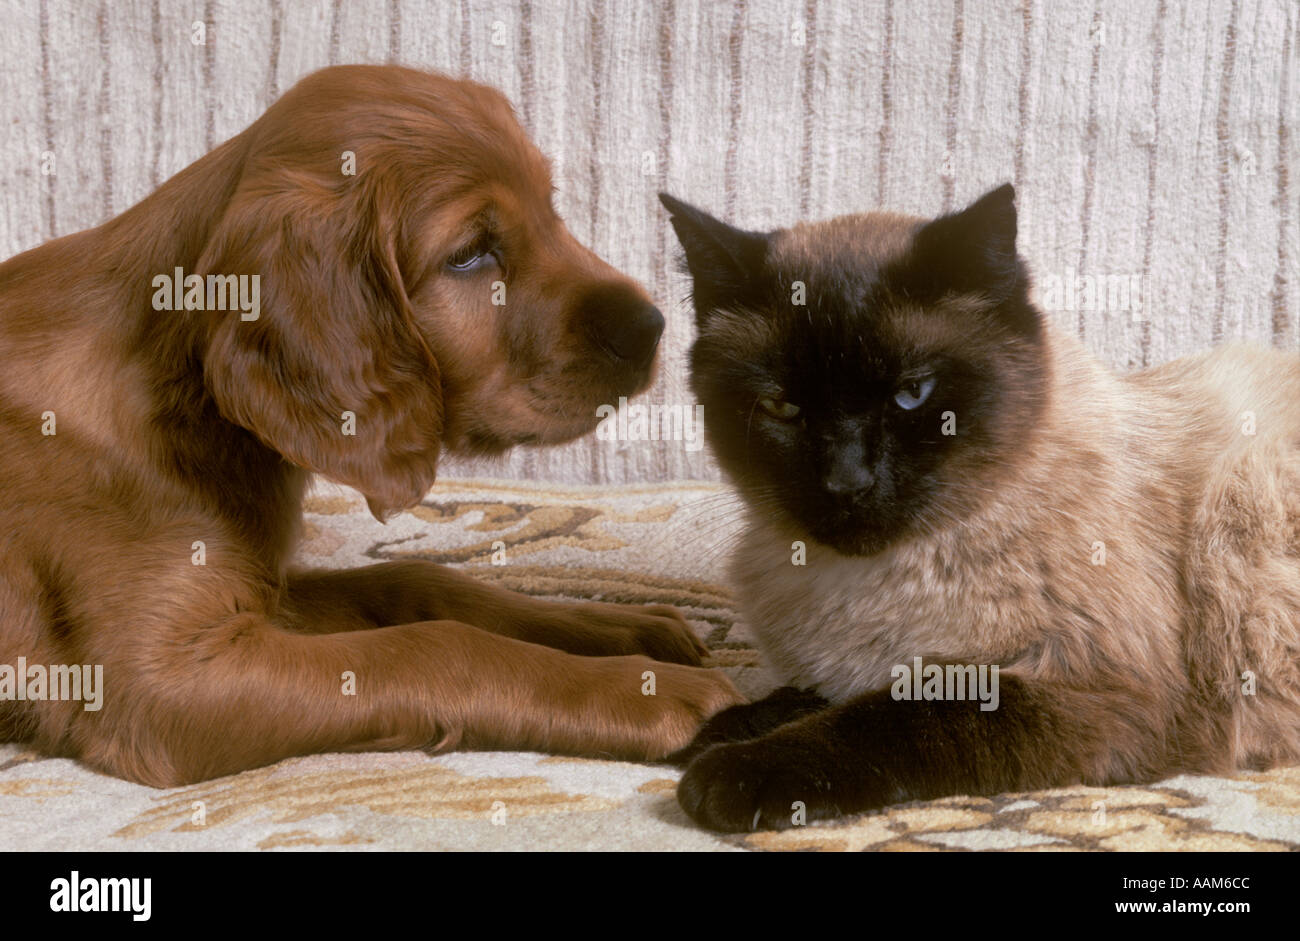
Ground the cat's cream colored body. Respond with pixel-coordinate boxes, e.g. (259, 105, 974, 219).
(733, 329, 1300, 773)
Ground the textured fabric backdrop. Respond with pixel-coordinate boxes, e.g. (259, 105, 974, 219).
(1, 0, 1296, 483)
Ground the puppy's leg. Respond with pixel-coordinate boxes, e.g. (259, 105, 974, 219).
(71, 613, 744, 787)
(284, 561, 710, 664)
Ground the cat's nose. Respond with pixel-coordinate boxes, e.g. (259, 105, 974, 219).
(824, 444, 875, 496)
(824, 465, 875, 496)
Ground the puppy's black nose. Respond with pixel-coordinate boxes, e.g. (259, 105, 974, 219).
(581, 287, 665, 365)
(601, 303, 664, 363)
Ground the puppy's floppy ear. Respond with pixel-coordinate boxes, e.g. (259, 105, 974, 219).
(659, 193, 768, 324)
(198, 171, 442, 521)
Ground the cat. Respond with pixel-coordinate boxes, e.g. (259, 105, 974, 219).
(659, 184, 1300, 833)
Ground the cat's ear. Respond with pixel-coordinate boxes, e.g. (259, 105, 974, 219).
(904, 183, 1021, 303)
(659, 193, 769, 322)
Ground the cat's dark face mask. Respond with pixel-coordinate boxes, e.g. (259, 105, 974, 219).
(662, 186, 1049, 556)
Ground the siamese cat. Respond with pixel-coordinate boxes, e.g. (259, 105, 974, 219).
(660, 184, 1300, 833)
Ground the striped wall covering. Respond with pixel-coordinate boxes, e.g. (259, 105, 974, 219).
(0, 0, 1296, 484)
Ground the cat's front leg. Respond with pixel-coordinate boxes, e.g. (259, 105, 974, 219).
(665, 686, 829, 766)
(678, 673, 1102, 832)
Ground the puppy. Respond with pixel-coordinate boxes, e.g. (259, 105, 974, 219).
(0, 65, 741, 786)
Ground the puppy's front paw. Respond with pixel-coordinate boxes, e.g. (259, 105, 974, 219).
(564, 601, 710, 665)
(677, 739, 865, 832)
(604, 658, 746, 760)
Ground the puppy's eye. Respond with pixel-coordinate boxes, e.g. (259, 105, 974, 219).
(759, 398, 801, 420)
(893, 375, 936, 411)
(445, 238, 498, 272)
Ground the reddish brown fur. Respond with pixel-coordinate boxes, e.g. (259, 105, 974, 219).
(0, 66, 741, 787)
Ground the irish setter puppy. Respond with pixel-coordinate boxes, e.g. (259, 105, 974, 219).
(0, 65, 741, 787)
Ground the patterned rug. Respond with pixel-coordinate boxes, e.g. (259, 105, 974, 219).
(2, 479, 1299, 852)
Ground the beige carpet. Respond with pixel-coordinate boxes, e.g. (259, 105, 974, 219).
(2, 479, 1299, 852)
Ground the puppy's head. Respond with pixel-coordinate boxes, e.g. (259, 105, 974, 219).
(199, 66, 663, 518)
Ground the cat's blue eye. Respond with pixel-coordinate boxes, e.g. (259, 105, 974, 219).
(893, 375, 936, 411)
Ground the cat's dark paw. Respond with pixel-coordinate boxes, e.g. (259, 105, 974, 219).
(678, 739, 865, 832)
(663, 686, 829, 767)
